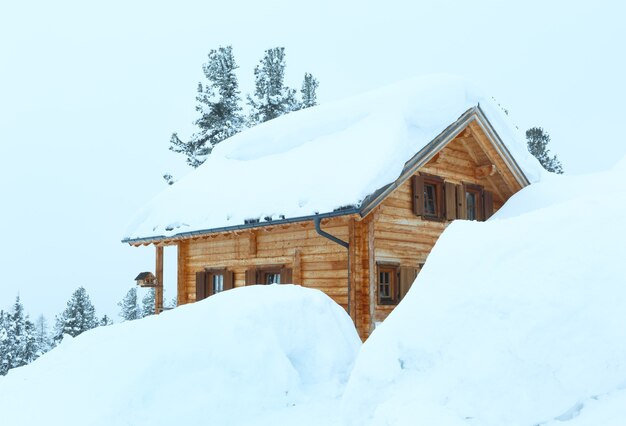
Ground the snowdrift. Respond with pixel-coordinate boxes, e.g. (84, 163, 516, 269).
(342, 158, 626, 425)
(0, 285, 360, 426)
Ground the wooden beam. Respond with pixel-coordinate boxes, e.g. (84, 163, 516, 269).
(155, 245, 164, 314)
(293, 249, 302, 285)
(475, 164, 497, 178)
(248, 231, 257, 256)
(177, 242, 186, 306)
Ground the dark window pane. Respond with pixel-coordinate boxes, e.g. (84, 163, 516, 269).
(212, 274, 224, 293)
(379, 271, 390, 298)
(466, 192, 476, 220)
(424, 184, 437, 215)
(266, 273, 281, 284)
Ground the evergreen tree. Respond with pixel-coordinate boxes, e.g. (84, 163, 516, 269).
(141, 288, 156, 317)
(118, 288, 141, 321)
(526, 127, 564, 174)
(0, 297, 38, 373)
(100, 315, 114, 326)
(54, 287, 99, 343)
(0, 310, 9, 375)
(247, 47, 298, 124)
(299, 72, 319, 109)
(33, 314, 52, 356)
(170, 45, 244, 168)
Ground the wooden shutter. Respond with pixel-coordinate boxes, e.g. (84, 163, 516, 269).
(223, 270, 234, 291)
(444, 182, 457, 221)
(195, 271, 207, 301)
(280, 267, 293, 284)
(412, 175, 424, 216)
(456, 184, 467, 219)
(399, 266, 419, 301)
(484, 190, 494, 220)
(245, 268, 257, 285)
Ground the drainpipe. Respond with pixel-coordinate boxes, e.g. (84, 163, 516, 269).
(314, 217, 351, 318)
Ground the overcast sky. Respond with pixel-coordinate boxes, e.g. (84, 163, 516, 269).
(1, 0, 625, 321)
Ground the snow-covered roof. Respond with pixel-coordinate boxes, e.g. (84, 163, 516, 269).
(123, 75, 543, 242)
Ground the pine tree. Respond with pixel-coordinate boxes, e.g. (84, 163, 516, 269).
(247, 47, 298, 124)
(0, 310, 9, 375)
(141, 288, 156, 317)
(0, 297, 38, 372)
(54, 287, 99, 344)
(100, 315, 114, 326)
(299, 73, 319, 109)
(33, 314, 52, 356)
(118, 288, 141, 321)
(526, 127, 564, 174)
(170, 46, 244, 168)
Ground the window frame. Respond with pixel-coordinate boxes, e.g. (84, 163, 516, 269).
(464, 183, 484, 221)
(413, 174, 445, 221)
(377, 262, 400, 305)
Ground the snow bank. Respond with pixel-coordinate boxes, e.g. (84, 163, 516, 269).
(342, 158, 626, 426)
(0, 285, 360, 426)
(124, 74, 543, 240)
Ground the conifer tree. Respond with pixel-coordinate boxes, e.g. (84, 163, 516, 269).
(141, 288, 156, 317)
(170, 45, 244, 168)
(0, 297, 37, 372)
(53, 287, 99, 344)
(34, 314, 52, 356)
(100, 315, 114, 326)
(299, 73, 319, 109)
(247, 47, 298, 124)
(526, 127, 564, 174)
(0, 310, 9, 375)
(118, 288, 141, 321)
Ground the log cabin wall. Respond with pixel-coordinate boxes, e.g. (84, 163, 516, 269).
(367, 128, 520, 331)
(177, 216, 354, 312)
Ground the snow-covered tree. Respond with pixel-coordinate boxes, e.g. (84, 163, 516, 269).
(118, 288, 141, 321)
(526, 127, 564, 174)
(100, 315, 114, 326)
(54, 287, 99, 344)
(0, 297, 38, 374)
(141, 288, 156, 317)
(170, 45, 245, 168)
(247, 47, 298, 124)
(299, 72, 319, 109)
(33, 314, 52, 356)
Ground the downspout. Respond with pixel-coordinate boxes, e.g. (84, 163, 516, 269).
(314, 217, 351, 318)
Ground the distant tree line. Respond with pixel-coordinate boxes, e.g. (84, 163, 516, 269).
(168, 46, 319, 170)
(0, 286, 175, 376)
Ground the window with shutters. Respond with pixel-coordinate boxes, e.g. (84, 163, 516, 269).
(464, 183, 484, 221)
(195, 268, 234, 302)
(412, 174, 444, 220)
(245, 265, 293, 285)
(377, 263, 399, 305)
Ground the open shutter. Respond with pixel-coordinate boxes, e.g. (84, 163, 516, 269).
(412, 175, 424, 217)
(195, 271, 207, 301)
(245, 268, 257, 285)
(456, 184, 467, 219)
(280, 267, 293, 284)
(223, 270, 234, 291)
(399, 266, 419, 301)
(444, 182, 457, 221)
(483, 190, 494, 220)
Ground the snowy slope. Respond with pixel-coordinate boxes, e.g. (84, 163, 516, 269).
(0, 285, 360, 426)
(124, 75, 543, 241)
(341, 157, 626, 426)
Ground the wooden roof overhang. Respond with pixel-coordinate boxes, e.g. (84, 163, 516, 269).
(122, 105, 530, 247)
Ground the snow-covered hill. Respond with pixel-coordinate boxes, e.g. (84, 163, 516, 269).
(2, 160, 625, 425)
(342, 157, 626, 425)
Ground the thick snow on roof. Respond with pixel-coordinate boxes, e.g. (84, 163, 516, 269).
(341, 157, 626, 426)
(124, 75, 543, 241)
(0, 285, 360, 426)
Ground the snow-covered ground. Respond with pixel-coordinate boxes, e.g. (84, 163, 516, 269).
(342, 157, 626, 425)
(2, 160, 625, 425)
(0, 285, 360, 426)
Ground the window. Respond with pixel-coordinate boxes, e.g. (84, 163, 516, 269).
(464, 184, 483, 221)
(245, 266, 293, 285)
(412, 174, 444, 220)
(195, 268, 234, 301)
(377, 264, 399, 305)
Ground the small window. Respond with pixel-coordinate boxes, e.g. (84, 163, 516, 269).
(263, 271, 281, 284)
(246, 266, 293, 285)
(212, 274, 224, 294)
(465, 184, 483, 221)
(195, 268, 233, 301)
(377, 264, 399, 305)
(413, 175, 444, 220)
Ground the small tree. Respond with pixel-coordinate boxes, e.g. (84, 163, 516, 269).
(100, 315, 114, 326)
(247, 47, 298, 124)
(170, 45, 245, 168)
(54, 287, 99, 344)
(526, 127, 564, 174)
(0, 297, 38, 373)
(141, 288, 156, 317)
(118, 288, 141, 321)
(0, 310, 10, 375)
(33, 314, 52, 356)
(299, 72, 319, 109)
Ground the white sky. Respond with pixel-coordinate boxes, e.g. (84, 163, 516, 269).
(1, 0, 625, 321)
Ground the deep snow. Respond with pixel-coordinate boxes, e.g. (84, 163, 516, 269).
(124, 74, 543, 241)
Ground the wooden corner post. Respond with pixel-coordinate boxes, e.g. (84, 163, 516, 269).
(155, 245, 164, 314)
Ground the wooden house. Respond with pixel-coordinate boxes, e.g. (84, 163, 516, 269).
(123, 77, 540, 339)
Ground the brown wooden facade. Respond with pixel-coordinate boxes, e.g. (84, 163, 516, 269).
(128, 110, 528, 340)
